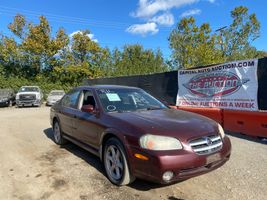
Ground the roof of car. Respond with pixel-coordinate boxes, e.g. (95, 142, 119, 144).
(77, 85, 139, 90)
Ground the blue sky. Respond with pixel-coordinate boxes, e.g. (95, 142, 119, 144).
(0, 0, 266, 58)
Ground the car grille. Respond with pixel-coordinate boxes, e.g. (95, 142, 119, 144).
(189, 135, 222, 155)
(19, 94, 36, 101)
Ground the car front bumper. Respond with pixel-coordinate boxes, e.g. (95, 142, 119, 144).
(129, 136, 231, 184)
(16, 99, 41, 107)
(46, 100, 57, 106)
(0, 100, 9, 106)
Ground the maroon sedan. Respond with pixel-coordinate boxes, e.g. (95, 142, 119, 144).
(50, 85, 231, 185)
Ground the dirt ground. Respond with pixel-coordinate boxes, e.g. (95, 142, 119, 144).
(0, 106, 266, 200)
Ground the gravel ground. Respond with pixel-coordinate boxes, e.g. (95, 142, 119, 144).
(0, 106, 266, 200)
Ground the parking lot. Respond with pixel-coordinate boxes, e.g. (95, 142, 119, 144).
(0, 106, 266, 200)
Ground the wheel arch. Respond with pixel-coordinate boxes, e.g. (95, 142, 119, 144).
(52, 115, 61, 128)
(100, 132, 122, 161)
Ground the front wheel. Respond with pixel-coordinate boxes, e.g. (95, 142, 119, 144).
(53, 120, 67, 145)
(103, 138, 135, 185)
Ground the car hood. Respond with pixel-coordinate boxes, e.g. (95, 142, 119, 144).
(48, 95, 63, 100)
(0, 94, 10, 98)
(110, 108, 219, 141)
(17, 92, 38, 95)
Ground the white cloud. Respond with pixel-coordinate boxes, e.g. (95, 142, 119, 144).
(180, 8, 201, 18)
(69, 30, 98, 43)
(127, 0, 209, 36)
(126, 22, 159, 36)
(132, 0, 199, 18)
(150, 12, 174, 26)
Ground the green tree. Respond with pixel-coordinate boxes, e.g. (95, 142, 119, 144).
(222, 6, 260, 61)
(109, 44, 169, 76)
(169, 6, 262, 69)
(1, 14, 70, 77)
(169, 17, 222, 69)
(21, 16, 69, 74)
(8, 13, 27, 39)
(71, 30, 102, 64)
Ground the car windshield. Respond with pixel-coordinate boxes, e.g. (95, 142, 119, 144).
(96, 88, 167, 113)
(19, 87, 39, 92)
(50, 91, 65, 96)
(0, 89, 11, 95)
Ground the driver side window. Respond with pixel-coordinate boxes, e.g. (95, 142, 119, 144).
(82, 90, 96, 108)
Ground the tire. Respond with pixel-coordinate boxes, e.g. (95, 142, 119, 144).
(103, 138, 135, 186)
(53, 120, 67, 145)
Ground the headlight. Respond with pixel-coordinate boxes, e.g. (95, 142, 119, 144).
(218, 124, 225, 138)
(139, 134, 183, 151)
(36, 94, 41, 99)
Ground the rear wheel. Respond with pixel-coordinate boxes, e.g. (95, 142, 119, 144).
(53, 120, 67, 145)
(103, 138, 135, 185)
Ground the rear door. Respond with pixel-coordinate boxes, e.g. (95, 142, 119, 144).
(58, 90, 81, 137)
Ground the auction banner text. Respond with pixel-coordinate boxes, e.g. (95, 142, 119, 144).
(177, 59, 258, 111)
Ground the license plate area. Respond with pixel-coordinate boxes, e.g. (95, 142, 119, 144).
(206, 153, 221, 164)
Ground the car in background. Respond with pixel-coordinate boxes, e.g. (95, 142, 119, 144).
(0, 89, 16, 107)
(50, 85, 231, 186)
(16, 86, 43, 107)
(46, 90, 65, 106)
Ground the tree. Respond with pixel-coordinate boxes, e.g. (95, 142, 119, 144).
(222, 6, 260, 61)
(2, 14, 70, 77)
(108, 44, 169, 76)
(169, 6, 262, 69)
(169, 17, 222, 69)
(8, 13, 27, 39)
(71, 30, 101, 64)
(21, 16, 69, 74)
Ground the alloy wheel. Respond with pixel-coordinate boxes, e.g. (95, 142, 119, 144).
(105, 145, 124, 181)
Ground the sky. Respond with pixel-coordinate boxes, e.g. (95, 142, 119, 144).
(0, 0, 266, 58)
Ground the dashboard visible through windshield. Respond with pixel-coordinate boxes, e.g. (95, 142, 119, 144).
(96, 88, 167, 113)
(19, 87, 39, 92)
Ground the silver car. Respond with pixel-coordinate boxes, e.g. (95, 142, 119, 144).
(46, 90, 65, 106)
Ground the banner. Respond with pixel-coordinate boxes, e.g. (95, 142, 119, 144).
(177, 59, 259, 111)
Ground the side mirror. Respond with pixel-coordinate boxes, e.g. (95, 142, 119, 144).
(81, 105, 95, 113)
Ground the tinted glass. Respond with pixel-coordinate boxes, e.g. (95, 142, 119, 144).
(96, 88, 167, 113)
(50, 91, 65, 96)
(19, 87, 39, 92)
(82, 90, 96, 107)
(61, 90, 80, 108)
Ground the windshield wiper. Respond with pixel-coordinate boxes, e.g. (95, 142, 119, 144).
(146, 107, 163, 110)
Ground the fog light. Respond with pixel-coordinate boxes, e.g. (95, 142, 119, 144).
(162, 171, 174, 182)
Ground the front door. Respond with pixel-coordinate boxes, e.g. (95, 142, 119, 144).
(73, 90, 104, 149)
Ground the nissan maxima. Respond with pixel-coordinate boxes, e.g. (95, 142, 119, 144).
(50, 85, 231, 185)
